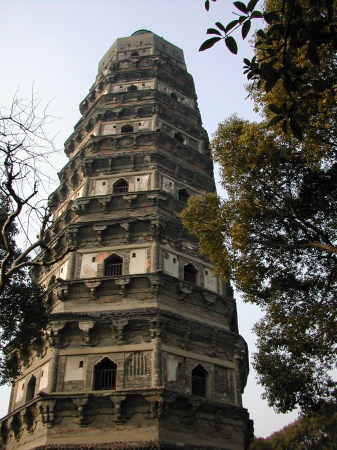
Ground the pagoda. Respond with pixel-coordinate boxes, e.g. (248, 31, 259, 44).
(0, 31, 252, 450)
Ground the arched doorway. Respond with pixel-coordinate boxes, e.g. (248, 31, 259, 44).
(104, 254, 123, 276)
(191, 365, 209, 397)
(26, 375, 36, 402)
(93, 358, 117, 390)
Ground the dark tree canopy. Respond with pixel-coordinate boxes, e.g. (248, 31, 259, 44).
(0, 194, 48, 383)
(250, 402, 337, 449)
(200, 0, 337, 140)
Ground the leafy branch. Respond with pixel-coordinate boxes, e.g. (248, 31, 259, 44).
(200, 0, 337, 140)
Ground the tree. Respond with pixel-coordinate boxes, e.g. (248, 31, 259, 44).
(181, 0, 337, 413)
(200, 0, 337, 139)
(250, 402, 337, 449)
(182, 115, 337, 413)
(0, 193, 48, 383)
(0, 93, 75, 381)
(0, 92, 75, 296)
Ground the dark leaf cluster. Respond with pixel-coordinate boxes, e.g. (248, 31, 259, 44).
(200, 0, 337, 139)
(0, 194, 48, 383)
(251, 402, 337, 449)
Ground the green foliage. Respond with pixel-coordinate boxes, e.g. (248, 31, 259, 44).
(180, 114, 337, 412)
(200, 0, 337, 139)
(181, 0, 337, 414)
(0, 194, 48, 383)
(250, 402, 337, 449)
(179, 192, 230, 280)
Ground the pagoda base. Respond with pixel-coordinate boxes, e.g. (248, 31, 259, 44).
(1, 389, 253, 450)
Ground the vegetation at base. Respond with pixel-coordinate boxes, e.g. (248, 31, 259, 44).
(250, 402, 337, 449)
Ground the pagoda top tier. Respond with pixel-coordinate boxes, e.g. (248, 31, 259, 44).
(98, 30, 186, 73)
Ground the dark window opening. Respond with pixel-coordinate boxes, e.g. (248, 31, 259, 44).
(170, 92, 178, 100)
(128, 85, 138, 91)
(113, 179, 129, 194)
(104, 254, 123, 276)
(174, 132, 184, 143)
(184, 263, 197, 285)
(121, 124, 133, 133)
(26, 376, 36, 402)
(192, 365, 207, 397)
(94, 358, 117, 390)
(131, 51, 139, 56)
(79, 361, 84, 368)
(178, 188, 189, 204)
(48, 275, 56, 288)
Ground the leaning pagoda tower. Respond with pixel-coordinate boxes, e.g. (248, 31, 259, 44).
(1, 31, 252, 450)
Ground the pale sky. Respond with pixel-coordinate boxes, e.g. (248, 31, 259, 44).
(0, 0, 298, 438)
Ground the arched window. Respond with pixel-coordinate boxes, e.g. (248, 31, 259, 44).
(174, 132, 185, 143)
(170, 92, 178, 100)
(104, 254, 123, 276)
(93, 358, 117, 390)
(178, 188, 189, 204)
(26, 375, 36, 402)
(121, 124, 134, 133)
(131, 51, 139, 56)
(191, 365, 208, 397)
(184, 263, 198, 285)
(127, 84, 138, 91)
(113, 178, 129, 194)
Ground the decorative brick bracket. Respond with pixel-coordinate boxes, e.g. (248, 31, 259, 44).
(72, 199, 90, 215)
(115, 277, 130, 297)
(56, 280, 69, 300)
(148, 275, 163, 296)
(72, 396, 92, 426)
(98, 195, 112, 212)
(120, 222, 130, 243)
(93, 224, 107, 245)
(110, 394, 126, 423)
(47, 321, 67, 347)
(38, 399, 58, 427)
(203, 292, 217, 310)
(78, 320, 96, 345)
(178, 282, 193, 302)
(113, 319, 129, 344)
(84, 279, 101, 300)
(123, 194, 137, 209)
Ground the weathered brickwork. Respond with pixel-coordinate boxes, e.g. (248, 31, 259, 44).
(1, 31, 252, 450)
